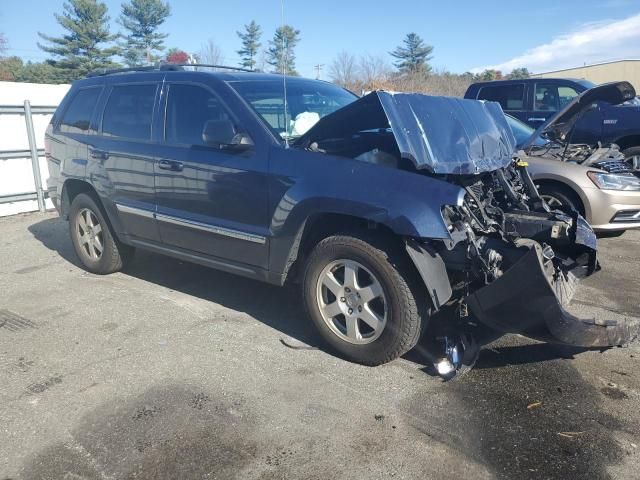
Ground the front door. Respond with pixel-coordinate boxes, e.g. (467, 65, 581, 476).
(154, 82, 269, 269)
(527, 82, 581, 129)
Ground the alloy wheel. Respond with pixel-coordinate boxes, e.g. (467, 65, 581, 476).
(76, 208, 104, 260)
(316, 259, 388, 345)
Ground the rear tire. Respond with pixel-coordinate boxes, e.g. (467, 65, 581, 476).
(69, 193, 134, 274)
(303, 232, 426, 366)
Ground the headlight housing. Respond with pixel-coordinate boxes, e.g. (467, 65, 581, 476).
(587, 171, 640, 191)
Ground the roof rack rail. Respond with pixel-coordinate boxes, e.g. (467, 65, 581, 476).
(87, 63, 257, 78)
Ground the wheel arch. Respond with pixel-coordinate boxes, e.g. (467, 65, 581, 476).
(280, 212, 402, 284)
(61, 178, 127, 243)
(534, 176, 589, 218)
(60, 179, 97, 219)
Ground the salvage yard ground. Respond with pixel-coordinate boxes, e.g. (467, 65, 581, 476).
(1, 211, 640, 480)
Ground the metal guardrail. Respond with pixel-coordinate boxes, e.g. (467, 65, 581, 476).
(0, 102, 57, 212)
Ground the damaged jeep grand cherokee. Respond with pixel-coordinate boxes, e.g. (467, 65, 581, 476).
(47, 68, 639, 377)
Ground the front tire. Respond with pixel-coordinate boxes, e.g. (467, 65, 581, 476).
(69, 193, 133, 274)
(303, 232, 425, 366)
(537, 184, 583, 215)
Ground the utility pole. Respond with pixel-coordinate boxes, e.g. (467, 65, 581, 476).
(314, 63, 324, 79)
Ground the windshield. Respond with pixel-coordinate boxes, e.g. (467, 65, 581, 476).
(505, 114, 547, 149)
(229, 79, 357, 140)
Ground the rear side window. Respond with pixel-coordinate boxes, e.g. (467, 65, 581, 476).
(102, 84, 157, 141)
(477, 84, 525, 111)
(164, 84, 232, 146)
(60, 87, 102, 133)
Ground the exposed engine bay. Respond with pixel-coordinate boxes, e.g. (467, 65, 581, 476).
(528, 141, 639, 177)
(297, 90, 639, 378)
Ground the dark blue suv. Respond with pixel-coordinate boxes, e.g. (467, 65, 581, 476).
(46, 65, 637, 375)
(465, 78, 640, 170)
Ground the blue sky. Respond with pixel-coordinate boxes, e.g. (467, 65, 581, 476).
(2, 0, 640, 78)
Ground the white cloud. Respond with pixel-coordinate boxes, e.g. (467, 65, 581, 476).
(472, 13, 640, 74)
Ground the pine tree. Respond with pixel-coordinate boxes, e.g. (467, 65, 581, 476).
(390, 33, 434, 74)
(119, 0, 171, 66)
(37, 0, 119, 80)
(236, 20, 262, 70)
(267, 25, 300, 76)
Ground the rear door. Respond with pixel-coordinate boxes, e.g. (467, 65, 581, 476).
(475, 82, 528, 123)
(153, 80, 270, 269)
(90, 81, 163, 242)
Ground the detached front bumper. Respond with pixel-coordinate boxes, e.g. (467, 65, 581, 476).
(466, 242, 639, 347)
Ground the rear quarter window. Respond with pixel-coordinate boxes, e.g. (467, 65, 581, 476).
(477, 84, 525, 111)
(59, 87, 103, 134)
(101, 84, 157, 141)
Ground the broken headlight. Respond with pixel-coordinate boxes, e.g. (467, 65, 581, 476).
(587, 171, 640, 191)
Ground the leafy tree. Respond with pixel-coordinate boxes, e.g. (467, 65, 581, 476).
(38, 0, 119, 80)
(0, 56, 67, 83)
(165, 48, 189, 64)
(119, 0, 170, 66)
(508, 67, 530, 79)
(267, 25, 300, 75)
(390, 33, 433, 74)
(236, 20, 261, 70)
(478, 69, 502, 81)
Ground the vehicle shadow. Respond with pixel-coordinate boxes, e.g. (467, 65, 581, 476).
(28, 216, 590, 372)
(28, 217, 318, 348)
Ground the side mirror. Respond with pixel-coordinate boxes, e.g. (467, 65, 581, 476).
(202, 119, 253, 151)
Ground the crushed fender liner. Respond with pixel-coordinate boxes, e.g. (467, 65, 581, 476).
(405, 238, 452, 311)
(466, 242, 640, 347)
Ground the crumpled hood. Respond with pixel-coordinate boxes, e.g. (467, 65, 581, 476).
(296, 91, 517, 174)
(523, 81, 636, 151)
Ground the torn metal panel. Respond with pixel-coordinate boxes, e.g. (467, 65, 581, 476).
(296, 91, 517, 175)
(376, 92, 517, 174)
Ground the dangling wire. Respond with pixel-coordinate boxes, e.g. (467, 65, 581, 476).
(281, 0, 289, 148)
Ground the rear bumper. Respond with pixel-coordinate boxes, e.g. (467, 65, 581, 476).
(466, 242, 639, 347)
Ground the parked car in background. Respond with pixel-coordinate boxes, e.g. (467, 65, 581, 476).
(465, 78, 640, 170)
(505, 82, 640, 236)
(45, 66, 638, 378)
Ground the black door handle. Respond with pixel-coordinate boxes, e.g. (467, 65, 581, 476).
(89, 148, 109, 160)
(158, 159, 184, 172)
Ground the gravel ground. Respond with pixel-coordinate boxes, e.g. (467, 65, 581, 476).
(1, 211, 639, 480)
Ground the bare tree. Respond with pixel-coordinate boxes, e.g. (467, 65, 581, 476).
(197, 39, 225, 70)
(329, 51, 359, 91)
(358, 54, 392, 92)
(0, 33, 7, 57)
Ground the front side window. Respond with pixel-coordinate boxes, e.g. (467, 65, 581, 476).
(230, 79, 357, 140)
(535, 84, 579, 112)
(477, 84, 525, 111)
(60, 87, 102, 133)
(164, 84, 232, 146)
(102, 84, 157, 140)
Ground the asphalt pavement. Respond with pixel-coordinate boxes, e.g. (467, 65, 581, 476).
(1, 212, 639, 479)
